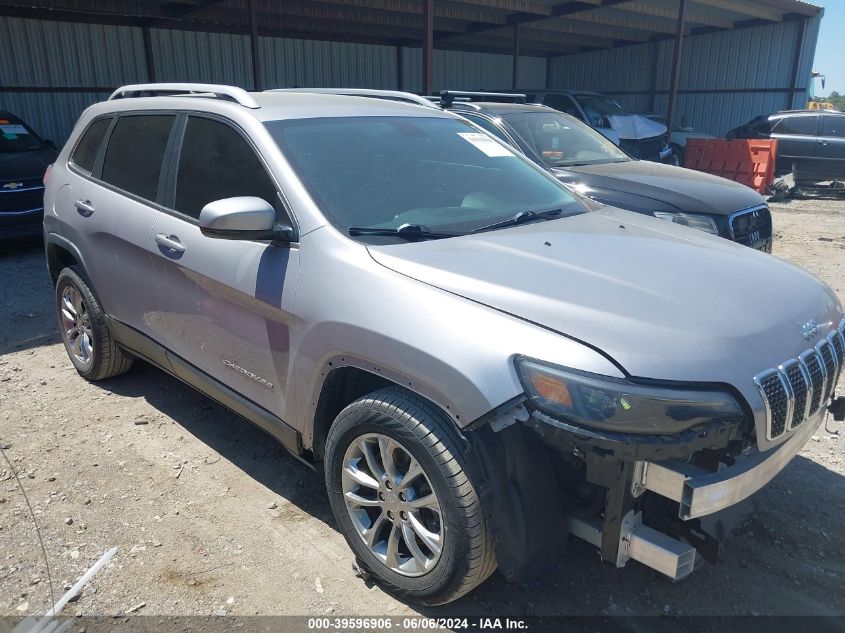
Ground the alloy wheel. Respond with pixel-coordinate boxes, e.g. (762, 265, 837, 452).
(60, 284, 94, 369)
(341, 432, 443, 577)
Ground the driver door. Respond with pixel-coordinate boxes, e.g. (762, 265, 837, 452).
(148, 114, 298, 417)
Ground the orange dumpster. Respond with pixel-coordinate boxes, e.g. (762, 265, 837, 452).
(683, 139, 778, 195)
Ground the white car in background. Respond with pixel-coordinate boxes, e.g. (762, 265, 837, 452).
(646, 113, 716, 165)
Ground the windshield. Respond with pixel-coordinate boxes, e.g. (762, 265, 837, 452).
(573, 94, 624, 127)
(502, 111, 629, 167)
(266, 116, 583, 239)
(0, 117, 45, 153)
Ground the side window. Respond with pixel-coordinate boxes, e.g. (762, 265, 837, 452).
(464, 115, 513, 144)
(772, 116, 819, 136)
(101, 115, 175, 201)
(543, 94, 581, 119)
(70, 118, 111, 173)
(821, 116, 845, 138)
(174, 116, 278, 220)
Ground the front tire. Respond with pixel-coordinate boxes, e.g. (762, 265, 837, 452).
(55, 267, 133, 381)
(325, 387, 496, 605)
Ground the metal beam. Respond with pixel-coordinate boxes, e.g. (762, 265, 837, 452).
(511, 23, 520, 89)
(248, 0, 261, 91)
(610, 1, 735, 30)
(665, 0, 688, 134)
(437, 0, 630, 41)
(787, 16, 807, 110)
(691, 0, 783, 23)
(423, 0, 434, 95)
(142, 25, 156, 82)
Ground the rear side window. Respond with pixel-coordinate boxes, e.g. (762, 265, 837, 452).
(102, 115, 174, 202)
(174, 116, 277, 219)
(821, 116, 845, 138)
(772, 116, 818, 136)
(71, 118, 110, 173)
(543, 94, 581, 119)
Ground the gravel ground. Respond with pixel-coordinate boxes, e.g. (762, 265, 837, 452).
(1, 198, 844, 619)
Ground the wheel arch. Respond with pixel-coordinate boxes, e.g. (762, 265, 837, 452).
(308, 358, 466, 462)
(45, 233, 87, 284)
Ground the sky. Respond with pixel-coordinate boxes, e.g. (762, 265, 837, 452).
(813, 2, 844, 96)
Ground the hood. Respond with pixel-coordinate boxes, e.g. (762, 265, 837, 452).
(368, 208, 842, 387)
(0, 148, 56, 181)
(606, 114, 666, 140)
(553, 160, 764, 216)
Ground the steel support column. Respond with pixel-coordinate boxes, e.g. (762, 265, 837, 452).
(142, 25, 156, 83)
(665, 0, 688, 135)
(787, 17, 807, 109)
(422, 0, 434, 95)
(248, 0, 262, 91)
(397, 46, 404, 91)
(512, 24, 520, 91)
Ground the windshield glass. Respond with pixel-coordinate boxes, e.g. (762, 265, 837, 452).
(0, 117, 45, 153)
(266, 116, 583, 238)
(502, 111, 629, 167)
(573, 94, 624, 127)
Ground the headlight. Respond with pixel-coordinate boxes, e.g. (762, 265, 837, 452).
(653, 211, 719, 235)
(515, 357, 742, 434)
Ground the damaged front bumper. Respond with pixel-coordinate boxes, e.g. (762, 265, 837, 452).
(634, 411, 823, 521)
(464, 399, 828, 584)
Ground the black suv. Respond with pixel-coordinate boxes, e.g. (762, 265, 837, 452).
(0, 110, 57, 241)
(727, 110, 845, 181)
(446, 99, 772, 250)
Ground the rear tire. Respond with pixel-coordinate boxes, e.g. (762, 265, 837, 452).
(55, 266, 133, 381)
(325, 387, 496, 605)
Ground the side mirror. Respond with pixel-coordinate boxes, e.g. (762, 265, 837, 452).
(198, 197, 295, 241)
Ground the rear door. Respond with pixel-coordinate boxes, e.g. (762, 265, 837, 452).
(63, 113, 175, 337)
(148, 114, 299, 417)
(770, 114, 820, 177)
(818, 115, 845, 180)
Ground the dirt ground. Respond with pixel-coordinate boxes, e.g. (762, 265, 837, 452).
(1, 198, 844, 619)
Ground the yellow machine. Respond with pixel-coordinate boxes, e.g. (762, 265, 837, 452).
(807, 71, 837, 110)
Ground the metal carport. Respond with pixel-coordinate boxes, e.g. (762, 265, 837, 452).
(0, 0, 824, 142)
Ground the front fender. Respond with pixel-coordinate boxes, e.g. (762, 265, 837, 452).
(287, 227, 624, 446)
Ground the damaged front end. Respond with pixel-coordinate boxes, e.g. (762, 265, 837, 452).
(462, 356, 835, 585)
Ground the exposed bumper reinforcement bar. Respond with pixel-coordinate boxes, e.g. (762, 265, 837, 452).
(568, 512, 697, 580)
(637, 412, 824, 520)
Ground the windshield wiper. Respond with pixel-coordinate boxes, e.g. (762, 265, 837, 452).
(472, 208, 564, 233)
(348, 223, 460, 241)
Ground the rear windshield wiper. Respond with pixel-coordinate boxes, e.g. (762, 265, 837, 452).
(472, 208, 564, 233)
(348, 223, 460, 241)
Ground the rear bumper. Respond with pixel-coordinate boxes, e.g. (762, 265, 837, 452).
(636, 410, 822, 520)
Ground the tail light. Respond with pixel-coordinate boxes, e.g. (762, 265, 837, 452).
(43, 163, 53, 185)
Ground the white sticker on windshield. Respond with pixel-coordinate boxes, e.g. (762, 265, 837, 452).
(457, 132, 514, 157)
(0, 124, 29, 135)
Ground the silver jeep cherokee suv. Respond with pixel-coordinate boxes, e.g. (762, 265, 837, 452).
(44, 83, 845, 605)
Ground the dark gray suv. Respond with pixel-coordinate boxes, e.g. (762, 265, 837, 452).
(43, 83, 845, 605)
(728, 109, 845, 181)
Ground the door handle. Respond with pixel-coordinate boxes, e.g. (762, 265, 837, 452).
(155, 233, 186, 253)
(74, 199, 94, 216)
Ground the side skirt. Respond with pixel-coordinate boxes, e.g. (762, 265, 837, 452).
(106, 316, 314, 470)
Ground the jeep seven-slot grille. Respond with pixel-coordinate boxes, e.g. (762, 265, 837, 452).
(754, 319, 845, 440)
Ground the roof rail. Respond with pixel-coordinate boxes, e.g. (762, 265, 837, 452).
(267, 88, 438, 108)
(439, 91, 527, 107)
(109, 83, 260, 109)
